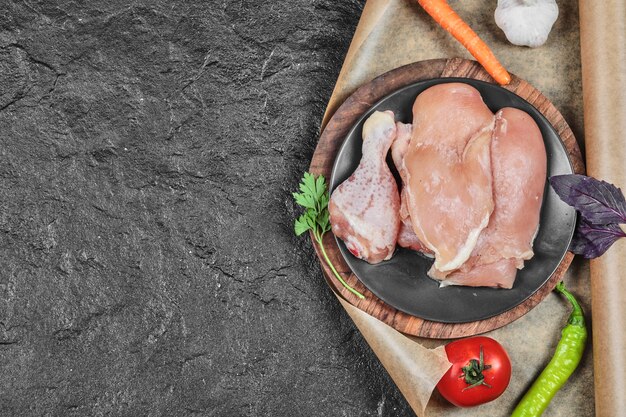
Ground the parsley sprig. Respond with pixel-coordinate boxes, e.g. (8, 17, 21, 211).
(293, 172, 365, 299)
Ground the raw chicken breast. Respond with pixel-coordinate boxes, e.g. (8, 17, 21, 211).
(329, 111, 401, 264)
(392, 121, 433, 255)
(404, 83, 495, 272)
(432, 107, 547, 288)
(475, 107, 547, 263)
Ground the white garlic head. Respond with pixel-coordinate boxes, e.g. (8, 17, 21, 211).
(494, 0, 559, 48)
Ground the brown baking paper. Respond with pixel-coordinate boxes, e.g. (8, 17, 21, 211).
(336, 296, 451, 416)
(317, 1, 594, 416)
(579, 2, 626, 416)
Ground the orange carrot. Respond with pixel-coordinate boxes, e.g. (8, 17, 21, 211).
(417, 0, 511, 85)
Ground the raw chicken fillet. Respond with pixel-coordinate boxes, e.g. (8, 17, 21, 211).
(432, 107, 547, 288)
(404, 83, 495, 272)
(401, 84, 547, 288)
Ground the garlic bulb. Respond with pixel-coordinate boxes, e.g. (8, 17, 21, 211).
(494, 0, 559, 48)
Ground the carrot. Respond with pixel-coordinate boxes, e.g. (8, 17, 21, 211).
(417, 0, 511, 85)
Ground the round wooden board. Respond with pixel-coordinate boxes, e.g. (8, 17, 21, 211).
(309, 58, 585, 339)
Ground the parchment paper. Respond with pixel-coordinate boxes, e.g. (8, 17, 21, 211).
(336, 296, 451, 415)
(579, 2, 626, 416)
(319, 1, 594, 416)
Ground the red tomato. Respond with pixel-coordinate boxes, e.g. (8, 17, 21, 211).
(436, 336, 511, 407)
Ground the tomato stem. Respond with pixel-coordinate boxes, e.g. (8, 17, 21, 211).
(459, 346, 492, 390)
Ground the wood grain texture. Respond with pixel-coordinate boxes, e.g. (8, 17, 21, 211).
(309, 58, 584, 339)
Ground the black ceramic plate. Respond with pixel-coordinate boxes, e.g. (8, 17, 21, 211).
(330, 78, 576, 323)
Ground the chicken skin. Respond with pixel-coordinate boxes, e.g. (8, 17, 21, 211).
(329, 111, 401, 264)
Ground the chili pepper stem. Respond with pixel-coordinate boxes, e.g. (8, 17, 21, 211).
(555, 282, 585, 327)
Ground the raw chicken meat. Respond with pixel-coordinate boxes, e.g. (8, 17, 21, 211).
(473, 107, 546, 264)
(403, 83, 495, 272)
(329, 111, 401, 264)
(328, 84, 546, 288)
(391, 121, 433, 256)
(432, 107, 547, 288)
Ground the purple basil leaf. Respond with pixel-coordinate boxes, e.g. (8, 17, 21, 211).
(550, 174, 626, 225)
(570, 219, 626, 258)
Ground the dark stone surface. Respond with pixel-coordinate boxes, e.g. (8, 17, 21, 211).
(0, 1, 414, 415)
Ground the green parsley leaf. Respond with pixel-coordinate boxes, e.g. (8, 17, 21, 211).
(315, 174, 326, 200)
(292, 191, 317, 210)
(317, 207, 330, 234)
(299, 172, 317, 198)
(294, 213, 313, 236)
(304, 210, 316, 230)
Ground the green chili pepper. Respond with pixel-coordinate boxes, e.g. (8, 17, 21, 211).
(511, 282, 587, 417)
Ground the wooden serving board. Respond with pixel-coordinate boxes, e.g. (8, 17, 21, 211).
(309, 58, 584, 339)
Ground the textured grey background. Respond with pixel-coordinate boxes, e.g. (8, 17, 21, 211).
(0, 1, 418, 416)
